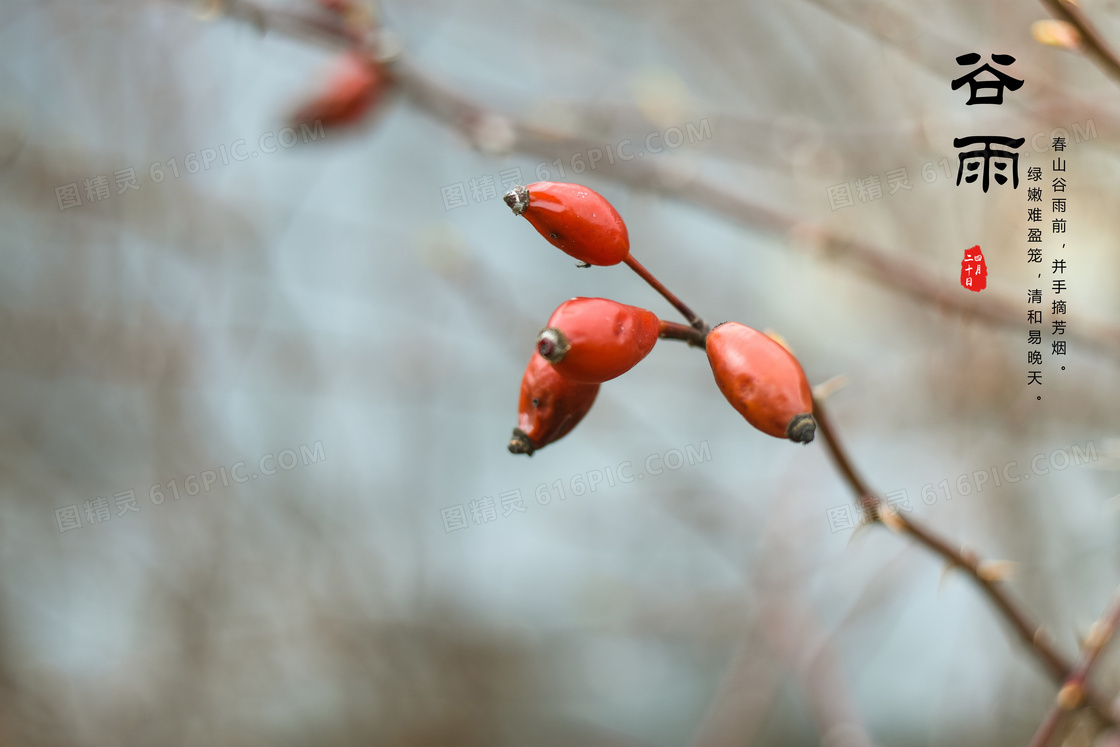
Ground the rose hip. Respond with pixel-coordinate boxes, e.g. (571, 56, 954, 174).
(289, 49, 385, 129)
(509, 352, 599, 456)
(503, 182, 630, 266)
(706, 322, 815, 443)
(536, 297, 659, 384)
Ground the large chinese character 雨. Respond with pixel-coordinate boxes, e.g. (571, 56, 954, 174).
(953, 136, 1025, 192)
(952, 53, 1024, 105)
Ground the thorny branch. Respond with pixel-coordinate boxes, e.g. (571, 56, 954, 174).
(811, 400, 1082, 686)
(667, 305, 1117, 725)
(1028, 586, 1120, 746)
(191, 0, 1120, 729)
(655, 279, 1115, 724)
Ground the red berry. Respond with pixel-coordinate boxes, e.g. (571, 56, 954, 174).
(503, 182, 630, 266)
(317, 0, 352, 12)
(509, 353, 599, 456)
(289, 50, 385, 129)
(536, 297, 659, 383)
(706, 322, 815, 443)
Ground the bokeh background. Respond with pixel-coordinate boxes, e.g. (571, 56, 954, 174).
(3, 0, 1120, 744)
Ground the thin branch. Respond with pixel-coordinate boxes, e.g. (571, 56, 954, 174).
(626, 255, 710, 334)
(1040, 0, 1120, 87)
(894, 514, 1070, 682)
(222, 0, 365, 46)
(814, 394, 1113, 724)
(658, 320, 708, 347)
(658, 333, 1111, 718)
(1028, 586, 1120, 747)
(1027, 707, 1068, 747)
(810, 397, 877, 512)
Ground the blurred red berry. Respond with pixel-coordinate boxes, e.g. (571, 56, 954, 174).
(536, 297, 659, 383)
(509, 353, 599, 456)
(317, 0, 352, 13)
(289, 49, 385, 129)
(706, 322, 815, 443)
(503, 182, 630, 266)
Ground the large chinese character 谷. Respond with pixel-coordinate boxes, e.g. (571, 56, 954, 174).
(952, 53, 1023, 105)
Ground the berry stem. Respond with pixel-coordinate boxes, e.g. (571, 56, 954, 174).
(624, 254, 709, 335)
(658, 320, 707, 347)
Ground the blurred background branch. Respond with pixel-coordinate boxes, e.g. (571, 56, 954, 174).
(5, 0, 1120, 744)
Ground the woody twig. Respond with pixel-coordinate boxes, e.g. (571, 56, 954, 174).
(658, 320, 708, 347)
(1039, 0, 1120, 86)
(627, 255, 710, 335)
(818, 398, 1113, 722)
(1028, 586, 1120, 746)
(814, 397, 1113, 724)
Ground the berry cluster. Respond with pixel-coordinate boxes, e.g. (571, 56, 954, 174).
(504, 182, 816, 455)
